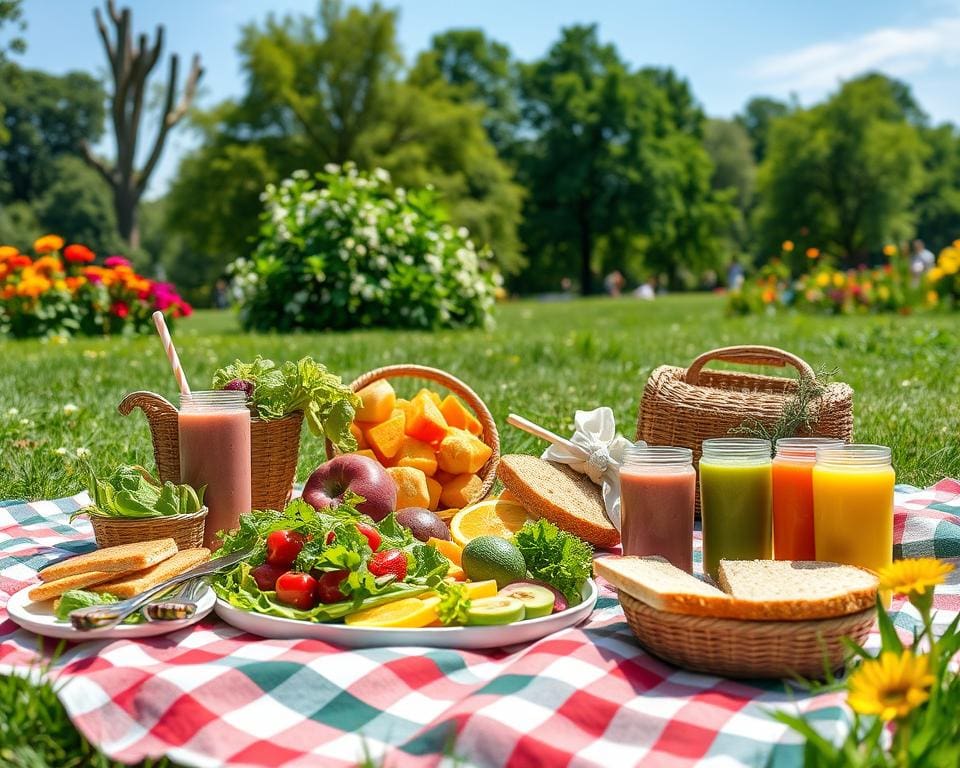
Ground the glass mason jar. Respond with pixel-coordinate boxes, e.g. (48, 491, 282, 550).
(699, 438, 772, 581)
(619, 445, 696, 573)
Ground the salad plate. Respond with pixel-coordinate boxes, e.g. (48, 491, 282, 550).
(215, 578, 597, 649)
(6, 583, 216, 641)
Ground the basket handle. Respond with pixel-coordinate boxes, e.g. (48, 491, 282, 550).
(118, 391, 178, 418)
(684, 346, 816, 385)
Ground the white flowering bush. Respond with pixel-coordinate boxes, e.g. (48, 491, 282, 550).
(230, 164, 501, 331)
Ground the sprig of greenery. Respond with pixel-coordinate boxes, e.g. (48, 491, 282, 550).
(435, 581, 471, 626)
(730, 366, 838, 443)
(73, 461, 204, 520)
(512, 519, 593, 606)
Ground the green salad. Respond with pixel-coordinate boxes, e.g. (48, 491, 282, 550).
(75, 462, 205, 519)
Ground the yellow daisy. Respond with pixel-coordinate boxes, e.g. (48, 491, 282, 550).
(878, 558, 953, 598)
(847, 651, 935, 721)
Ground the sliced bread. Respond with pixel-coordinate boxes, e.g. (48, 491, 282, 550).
(89, 548, 210, 598)
(39, 538, 178, 582)
(28, 569, 127, 602)
(498, 454, 620, 547)
(717, 559, 878, 619)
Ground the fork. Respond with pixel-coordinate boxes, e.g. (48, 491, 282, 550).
(142, 576, 209, 622)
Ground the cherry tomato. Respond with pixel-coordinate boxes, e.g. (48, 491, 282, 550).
(315, 569, 350, 603)
(368, 549, 408, 580)
(275, 571, 318, 610)
(250, 562, 287, 592)
(266, 530, 305, 566)
(325, 530, 336, 545)
(356, 522, 381, 551)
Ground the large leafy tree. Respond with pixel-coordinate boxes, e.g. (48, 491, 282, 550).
(703, 118, 756, 251)
(736, 96, 790, 164)
(514, 25, 732, 293)
(914, 124, 960, 251)
(754, 74, 928, 266)
(166, 0, 522, 287)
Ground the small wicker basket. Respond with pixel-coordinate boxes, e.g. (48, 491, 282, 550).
(620, 591, 875, 679)
(118, 391, 303, 512)
(89, 507, 208, 551)
(325, 364, 500, 504)
(637, 345, 853, 510)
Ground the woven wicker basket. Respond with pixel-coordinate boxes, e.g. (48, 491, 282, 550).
(325, 364, 500, 504)
(637, 345, 853, 510)
(118, 391, 303, 512)
(620, 591, 875, 679)
(89, 507, 208, 551)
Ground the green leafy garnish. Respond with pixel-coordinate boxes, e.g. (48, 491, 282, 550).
(435, 581, 471, 626)
(74, 462, 204, 520)
(212, 355, 360, 450)
(54, 590, 143, 624)
(407, 544, 451, 583)
(513, 519, 593, 606)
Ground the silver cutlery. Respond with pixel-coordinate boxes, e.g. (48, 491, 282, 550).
(142, 576, 209, 622)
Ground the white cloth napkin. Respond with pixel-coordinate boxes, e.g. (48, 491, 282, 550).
(541, 406, 639, 531)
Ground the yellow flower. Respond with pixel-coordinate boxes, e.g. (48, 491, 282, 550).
(878, 285, 891, 301)
(816, 272, 830, 287)
(927, 266, 943, 283)
(781, 240, 794, 252)
(883, 244, 897, 257)
(879, 558, 953, 598)
(33, 234, 64, 254)
(53, 279, 67, 292)
(847, 651, 935, 721)
(927, 290, 939, 306)
(832, 272, 845, 288)
(0, 245, 19, 260)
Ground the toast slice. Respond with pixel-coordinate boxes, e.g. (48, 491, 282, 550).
(498, 454, 620, 547)
(39, 539, 178, 582)
(595, 556, 734, 616)
(717, 559, 879, 619)
(90, 548, 210, 598)
(28, 569, 128, 602)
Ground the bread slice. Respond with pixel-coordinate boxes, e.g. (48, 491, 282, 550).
(718, 559, 878, 619)
(595, 555, 734, 616)
(39, 539, 178, 582)
(90, 548, 210, 598)
(498, 454, 619, 547)
(28, 569, 128, 602)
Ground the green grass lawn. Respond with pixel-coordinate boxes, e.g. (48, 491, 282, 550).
(2, 292, 958, 502)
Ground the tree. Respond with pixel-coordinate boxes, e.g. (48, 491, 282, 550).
(754, 74, 927, 267)
(0, 0, 26, 144)
(915, 124, 960, 251)
(703, 118, 755, 250)
(81, 0, 202, 248)
(736, 96, 790, 163)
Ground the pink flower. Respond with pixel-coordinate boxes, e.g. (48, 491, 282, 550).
(104, 256, 131, 268)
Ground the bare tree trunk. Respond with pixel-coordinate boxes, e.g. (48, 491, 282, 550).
(81, 1, 202, 249)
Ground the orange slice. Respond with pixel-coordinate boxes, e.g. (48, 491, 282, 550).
(450, 499, 530, 548)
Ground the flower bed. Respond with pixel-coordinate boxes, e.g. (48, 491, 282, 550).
(0, 236, 191, 339)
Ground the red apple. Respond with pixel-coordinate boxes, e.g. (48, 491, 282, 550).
(302, 454, 396, 521)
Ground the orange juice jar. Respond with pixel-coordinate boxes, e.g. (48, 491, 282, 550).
(812, 444, 894, 574)
(772, 437, 842, 560)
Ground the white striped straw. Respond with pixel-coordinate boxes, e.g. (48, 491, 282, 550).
(151, 311, 191, 396)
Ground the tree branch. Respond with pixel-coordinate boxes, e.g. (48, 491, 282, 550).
(80, 140, 116, 188)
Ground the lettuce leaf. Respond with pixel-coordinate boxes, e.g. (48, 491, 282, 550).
(75, 462, 205, 520)
(435, 581, 471, 626)
(512, 519, 593, 606)
(54, 590, 144, 624)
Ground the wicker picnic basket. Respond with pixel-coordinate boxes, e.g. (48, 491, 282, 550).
(118, 391, 303, 512)
(637, 345, 853, 509)
(89, 507, 208, 551)
(620, 591, 875, 679)
(325, 364, 500, 506)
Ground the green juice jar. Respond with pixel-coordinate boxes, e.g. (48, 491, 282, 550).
(699, 438, 773, 581)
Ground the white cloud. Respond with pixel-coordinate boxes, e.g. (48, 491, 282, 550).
(750, 16, 960, 95)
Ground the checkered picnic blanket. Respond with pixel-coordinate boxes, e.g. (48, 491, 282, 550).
(1, 481, 958, 768)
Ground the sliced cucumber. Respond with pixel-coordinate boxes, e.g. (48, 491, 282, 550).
(466, 596, 526, 626)
(498, 582, 556, 619)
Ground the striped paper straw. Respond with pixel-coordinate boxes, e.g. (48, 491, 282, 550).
(152, 311, 191, 396)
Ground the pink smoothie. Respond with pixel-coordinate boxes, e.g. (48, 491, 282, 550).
(620, 465, 696, 573)
(179, 406, 251, 548)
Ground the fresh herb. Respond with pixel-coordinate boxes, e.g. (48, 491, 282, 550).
(54, 590, 144, 624)
(513, 519, 593, 606)
(212, 355, 360, 450)
(74, 462, 204, 520)
(435, 581, 471, 626)
(407, 544, 450, 583)
(730, 365, 838, 443)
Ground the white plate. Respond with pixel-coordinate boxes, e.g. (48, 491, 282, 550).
(215, 579, 598, 649)
(6, 584, 216, 641)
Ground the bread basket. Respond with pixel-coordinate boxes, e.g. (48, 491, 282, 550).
(620, 591, 875, 679)
(118, 391, 303, 512)
(89, 507, 208, 551)
(325, 364, 500, 505)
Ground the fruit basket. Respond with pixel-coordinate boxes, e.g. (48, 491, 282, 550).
(619, 590, 875, 679)
(89, 506, 208, 551)
(118, 391, 303, 512)
(325, 364, 500, 509)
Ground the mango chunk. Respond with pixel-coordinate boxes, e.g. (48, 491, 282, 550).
(428, 536, 462, 566)
(416, 388, 443, 407)
(437, 429, 493, 475)
(366, 412, 405, 459)
(406, 393, 448, 444)
(394, 436, 438, 476)
(425, 476, 442, 510)
(394, 398, 416, 424)
(439, 395, 483, 437)
(353, 449, 379, 462)
(355, 379, 396, 423)
(350, 422, 369, 450)
(386, 466, 430, 509)
(440, 473, 483, 509)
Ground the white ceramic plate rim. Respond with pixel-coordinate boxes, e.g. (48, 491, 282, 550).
(216, 579, 598, 635)
(6, 583, 216, 640)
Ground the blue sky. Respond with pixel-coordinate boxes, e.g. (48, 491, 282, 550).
(14, 0, 960, 196)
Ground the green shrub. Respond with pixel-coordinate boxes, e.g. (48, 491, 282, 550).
(231, 164, 501, 332)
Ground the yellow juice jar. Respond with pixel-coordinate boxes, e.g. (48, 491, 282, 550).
(812, 444, 894, 574)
